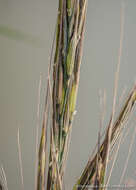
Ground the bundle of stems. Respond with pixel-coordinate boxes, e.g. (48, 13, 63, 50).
(47, 0, 87, 189)
(37, 0, 88, 189)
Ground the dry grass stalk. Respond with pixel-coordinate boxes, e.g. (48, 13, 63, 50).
(17, 129, 24, 190)
(35, 75, 42, 190)
(36, 9, 56, 189)
(36, 70, 51, 190)
(0, 166, 8, 190)
(119, 125, 136, 185)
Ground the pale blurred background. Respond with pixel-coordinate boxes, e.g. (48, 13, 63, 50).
(0, 0, 136, 189)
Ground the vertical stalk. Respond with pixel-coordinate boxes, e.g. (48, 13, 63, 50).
(47, 0, 87, 189)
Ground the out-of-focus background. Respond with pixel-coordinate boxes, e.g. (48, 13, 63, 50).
(0, 0, 136, 189)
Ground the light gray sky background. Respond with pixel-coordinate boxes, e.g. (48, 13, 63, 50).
(0, 0, 136, 189)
